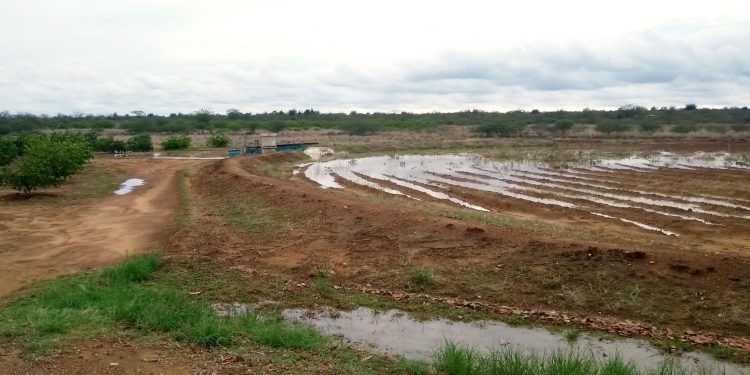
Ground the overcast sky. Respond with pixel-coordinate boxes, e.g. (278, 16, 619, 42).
(1, 0, 748, 114)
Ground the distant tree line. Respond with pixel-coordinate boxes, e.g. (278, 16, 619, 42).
(0, 105, 748, 137)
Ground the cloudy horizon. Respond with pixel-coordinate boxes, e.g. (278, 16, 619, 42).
(1, 0, 749, 115)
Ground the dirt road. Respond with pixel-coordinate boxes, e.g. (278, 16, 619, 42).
(0, 158, 203, 299)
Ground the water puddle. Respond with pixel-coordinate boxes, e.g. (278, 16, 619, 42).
(303, 152, 749, 235)
(284, 307, 749, 374)
(114, 178, 145, 195)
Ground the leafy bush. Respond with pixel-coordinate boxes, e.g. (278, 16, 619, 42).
(268, 120, 286, 133)
(638, 122, 662, 134)
(127, 134, 153, 152)
(475, 121, 523, 137)
(206, 133, 231, 148)
(340, 120, 381, 136)
(409, 267, 435, 290)
(160, 135, 191, 150)
(0, 135, 22, 166)
(93, 136, 127, 153)
(671, 123, 697, 134)
(0, 135, 91, 194)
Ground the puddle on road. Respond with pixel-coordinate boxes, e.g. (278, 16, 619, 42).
(303, 152, 750, 236)
(284, 307, 749, 374)
(114, 178, 145, 195)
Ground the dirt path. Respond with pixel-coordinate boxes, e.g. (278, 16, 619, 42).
(0, 159, 204, 299)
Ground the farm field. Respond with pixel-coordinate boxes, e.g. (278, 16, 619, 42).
(1, 136, 750, 374)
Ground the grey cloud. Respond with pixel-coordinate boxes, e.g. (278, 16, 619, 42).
(1, 20, 749, 114)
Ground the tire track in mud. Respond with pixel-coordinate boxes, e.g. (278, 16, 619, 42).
(0, 159, 204, 299)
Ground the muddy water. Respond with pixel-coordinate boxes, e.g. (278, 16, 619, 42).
(303, 152, 750, 236)
(284, 307, 749, 374)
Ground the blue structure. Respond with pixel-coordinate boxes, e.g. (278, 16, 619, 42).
(244, 142, 316, 155)
(227, 148, 242, 158)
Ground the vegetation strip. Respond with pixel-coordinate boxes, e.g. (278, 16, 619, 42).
(434, 342, 716, 375)
(340, 285, 750, 355)
(0, 254, 325, 354)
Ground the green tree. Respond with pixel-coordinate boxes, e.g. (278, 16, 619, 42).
(553, 119, 574, 137)
(161, 135, 191, 150)
(226, 108, 243, 120)
(0, 136, 91, 194)
(206, 133, 231, 148)
(126, 134, 153, 152)
(268, 120, 286, 133)
(0, 135, 21, 166)
(194, 109, 212, 133)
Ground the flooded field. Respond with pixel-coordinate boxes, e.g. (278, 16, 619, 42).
(284, 307, 750, 374)
(303, 152, 750, 237)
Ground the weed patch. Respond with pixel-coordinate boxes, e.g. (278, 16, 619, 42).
(434, 342, 713, 375)
(259, 163, 282, 178)
(409, 267, 435, 290)
(543, 277, 562, 290)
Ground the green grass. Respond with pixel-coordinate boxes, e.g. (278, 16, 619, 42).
(564, 327, 581, 343)
(409, 267, 435, 290)
(543, 277, 562, 290)
(394, 358, 432, 374)
(173, 170, 191, 228)
(0, 254, 325, 355)
(259, 163, 282, 177)
(434, 342, 715, 375)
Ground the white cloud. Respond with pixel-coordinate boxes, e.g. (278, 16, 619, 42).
(0, 0, 748, 114)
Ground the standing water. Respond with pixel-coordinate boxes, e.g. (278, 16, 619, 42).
(114, 178, 145, 195)
(284, 307, 749, 374)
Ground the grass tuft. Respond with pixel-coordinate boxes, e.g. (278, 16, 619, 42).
(542, 277, 562, 290)
(433, 342, 714, 375)
(409, 267, 435, 290)
(101, 252, 161, 285)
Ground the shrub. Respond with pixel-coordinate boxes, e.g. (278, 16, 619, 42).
(340, 120, 381, 136)
(671, 123, 697, 134)
(161, 135, 191, 150)
(206, 133, 231, 148)
(268, 120, 286, 133)
(553, 119, 574, 137)
(126, 134, 153, 152)
(638, 122, 662, 134)
(409, 267, 435, 290)
(475, 121, 523, 137)
(94, 137, 127, 153)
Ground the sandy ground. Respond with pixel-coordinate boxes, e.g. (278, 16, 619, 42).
(0, 158, 203, 299)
